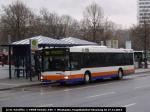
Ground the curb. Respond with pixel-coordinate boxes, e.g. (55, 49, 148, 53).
(0, 82, 41, 91)
(135, 70, 150, 75)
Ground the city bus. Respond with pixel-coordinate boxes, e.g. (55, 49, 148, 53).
(134, 51, 144, 68)
(40, 46, 135, 84)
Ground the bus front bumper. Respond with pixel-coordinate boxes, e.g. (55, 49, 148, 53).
(41, 75, 84, 84)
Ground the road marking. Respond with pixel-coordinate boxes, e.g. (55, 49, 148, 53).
(0, 98, 11, 101)
(0, 91, 6, 93)
(85, 92, 116, 99)
(61, 83, 114, 92)
(135, 85, 150, 89)
(38, 104, 53, 107)
(42, 83, 114, 95)
(63, 89, 73, 92)
(123, 103, 136, 107)
(0, 91, 34, 100)
(64, 82, 114, 91)
(75, 83, 114, 90)
(0, 83, 18, 86)
(135, 77, 148, 81)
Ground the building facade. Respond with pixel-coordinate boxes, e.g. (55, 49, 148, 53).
(138, 0, 150, 24)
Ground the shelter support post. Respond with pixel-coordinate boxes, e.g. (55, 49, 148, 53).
(9, 46, 12, 79)
(29, 43, 32, 81)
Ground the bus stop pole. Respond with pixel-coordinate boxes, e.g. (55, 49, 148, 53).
(29, 42, 32, 81)
(8, 46, 12, 79)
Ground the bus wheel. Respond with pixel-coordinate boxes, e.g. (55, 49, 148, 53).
(84, 73, 91, 83)
(118, 70, 123, 80)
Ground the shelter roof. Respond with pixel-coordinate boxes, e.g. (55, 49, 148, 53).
(12, 35, 67, 45)
(60, 37, 97, 45)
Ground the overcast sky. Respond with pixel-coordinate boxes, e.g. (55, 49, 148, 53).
(0, 0, 137, 28)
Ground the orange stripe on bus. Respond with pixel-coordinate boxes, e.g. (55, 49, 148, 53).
(42, 69, 135, 80)
(42, 75, 64, 80)
(92, 71, 118, 77)
(42, 74, 84, 80)
(68, 74, 84, 79)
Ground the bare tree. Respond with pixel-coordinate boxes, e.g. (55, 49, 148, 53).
(131, 9, 150, 68)
(39, 9, 80, 39)
(103, 19, 116, 42)
(142, 11, 150, 68)
(130, 25, 144, 50)
(60, 15, 79, 38)
(27, 15, 42, 37)
(83, 2, 104, 42)
(0, 1, 124, 45)
(39, 8, 61, 38)
(0, 1, 33, 43)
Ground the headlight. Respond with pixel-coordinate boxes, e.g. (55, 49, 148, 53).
(41, 76, 43, 80)
(64, 76, 69, 79)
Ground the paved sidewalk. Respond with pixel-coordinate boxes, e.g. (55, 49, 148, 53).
(0, 77, 41, 91)
(0, 67, 150, 91)
(0, 65, 10, 79)
(135, 68, 150, 74)
(0, 65, 41, 91)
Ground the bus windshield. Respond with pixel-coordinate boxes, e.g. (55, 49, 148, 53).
(43, 49, 70, 71)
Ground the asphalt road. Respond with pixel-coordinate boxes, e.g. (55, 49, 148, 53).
(1, 73, 150, 112)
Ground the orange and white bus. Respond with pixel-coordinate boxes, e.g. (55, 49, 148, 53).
(41, 46, 135, 84)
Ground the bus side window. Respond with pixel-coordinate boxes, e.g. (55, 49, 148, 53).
(70, 53, 81, 70)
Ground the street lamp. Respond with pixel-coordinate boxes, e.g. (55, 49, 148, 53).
(143, 22, 148, 69)
(143, 12, 148, 69)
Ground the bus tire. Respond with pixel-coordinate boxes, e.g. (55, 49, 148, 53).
(84, 72, 91, 84)
(117, 69, 123, 80)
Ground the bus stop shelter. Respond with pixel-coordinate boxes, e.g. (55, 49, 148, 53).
(1, 35, 97, 81)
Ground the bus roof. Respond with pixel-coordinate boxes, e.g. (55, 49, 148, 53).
(69, 45, 133, 53)
(133, 50, 144, 53)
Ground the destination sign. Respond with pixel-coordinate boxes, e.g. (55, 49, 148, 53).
(43, 49, 68, 56)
